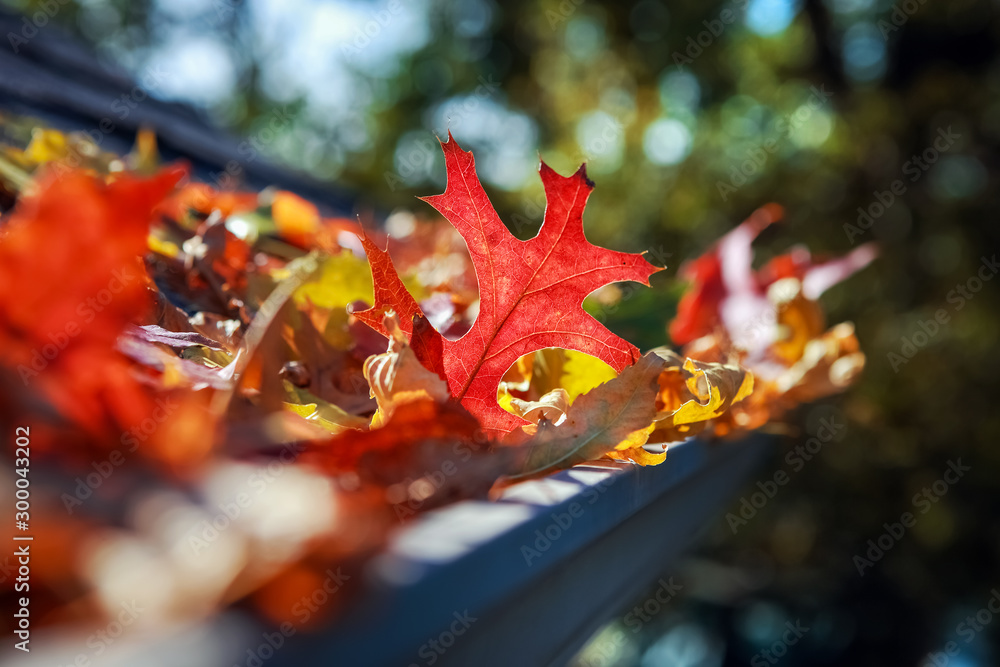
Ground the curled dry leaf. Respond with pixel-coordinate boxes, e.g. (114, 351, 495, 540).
(117, 335, 233, 390)
(128, 323, 226, 350)
(669, 205, 877, 438)
(282, 382, 370, 434)
(705, 321, 865, 438)
(507, 352, 665, 480)
(508, 388, 570, 425)
(497, 348, 619, 410)
(777, 321, 865, 404)
(766, 277, 826, 365)
(648, 348, 754, 445)
(363, 313, 450, 426)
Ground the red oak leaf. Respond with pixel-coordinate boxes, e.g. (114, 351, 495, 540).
(350, 235, 447, 379)
(351, 234, 424, 339)
(356, 134, 662, 436)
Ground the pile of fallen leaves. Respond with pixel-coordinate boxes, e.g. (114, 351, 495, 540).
(0, 120, 875, 633)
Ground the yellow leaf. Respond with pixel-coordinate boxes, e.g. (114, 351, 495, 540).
(670, 359, 753, 425)
(497, 386, 515, 413)
(294, 250, 374, 310)
(528, 347, 565, 396)
(607, 424, 664, 465)
(23, 128, 70, 164)
(560, 349, 618, 402)
(507, 352, 665, 479)
(148, 233, 180, 258)
(129, 127, 160, 173)
(769, 278, 826, 365)
(649, 348, 754, 444)
(283, 383, 369, 434)
(285, 402, 320, 419)
(777, 321, 865, 404)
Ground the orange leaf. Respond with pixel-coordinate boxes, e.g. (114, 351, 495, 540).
(272, 190, 320, 248)
(0, 166, 184, 441)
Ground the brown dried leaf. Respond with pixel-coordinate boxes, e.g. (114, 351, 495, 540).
(507, 352, 665, 479)
(508, 388, 569, 425)
(364, 314, 450, 426)
(648, 348, 754, 444)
